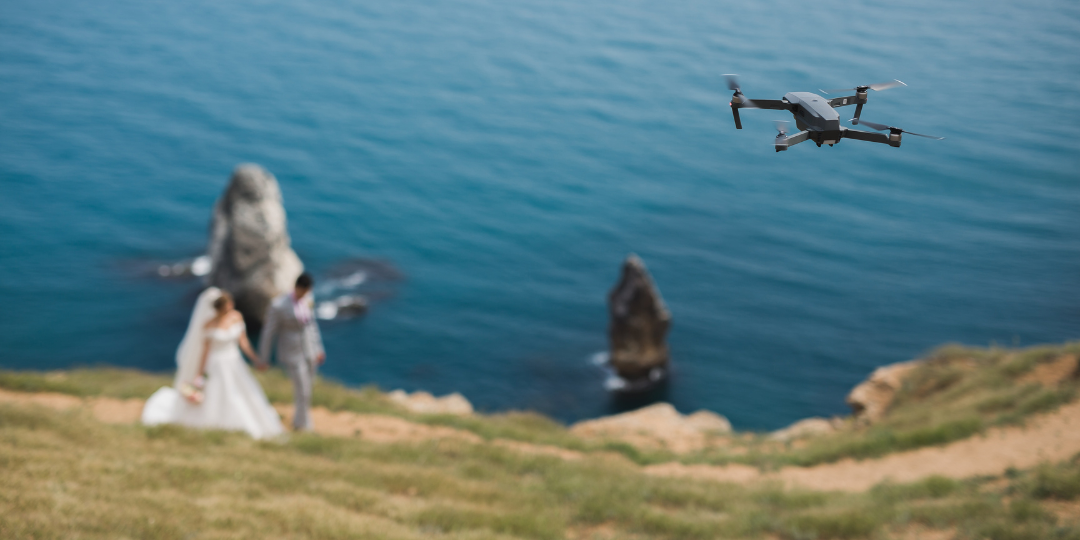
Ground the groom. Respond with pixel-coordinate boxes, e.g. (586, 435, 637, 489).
(259, 272, 325, 431)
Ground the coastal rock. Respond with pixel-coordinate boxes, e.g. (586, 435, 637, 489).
(768, 417, 838, 442)
(569, 402, 731, 453)
(388, 390, 474, 416)
(846, 360, 923, 423)
(608, 255, 672, 384)
(685, 410, 734, 434)
(207, 164, 304, 327)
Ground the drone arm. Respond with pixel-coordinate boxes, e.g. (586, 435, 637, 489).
(730, 93, 792, 129)
(742, 99, 791, 111)
(841, 128, 896, 147)
(785, 130, 811, 145)
(827, 95, 859, 108)
(775, 130, 811, 152)
(829, 94, 868, 122)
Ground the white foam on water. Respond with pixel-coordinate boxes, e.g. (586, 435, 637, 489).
(603, 375, 627, 391)
(589, 351, 609, 366)
(315, 302, 338, 320)
(316, 271, 367, 296)
(340, 271, 367, 287)
(190, 255, 211, 277)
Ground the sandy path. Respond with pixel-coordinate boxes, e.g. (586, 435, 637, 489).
(646, 400, 1080, 491)
(4, 388, 1079, 492)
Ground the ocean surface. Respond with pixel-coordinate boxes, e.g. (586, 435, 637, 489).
(2, 0, 1078, 429)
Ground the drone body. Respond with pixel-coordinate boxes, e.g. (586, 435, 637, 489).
(725, 76, 943, 152)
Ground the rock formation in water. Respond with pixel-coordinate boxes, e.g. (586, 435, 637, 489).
(207, 164, 304, 328)
(608, 254, 672, 385)
(846, 359, 923, 424)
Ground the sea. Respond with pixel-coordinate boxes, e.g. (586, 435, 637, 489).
(2, 0, 1078, 430)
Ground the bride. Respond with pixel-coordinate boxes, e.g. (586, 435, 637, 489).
(142, 287, 285, 439)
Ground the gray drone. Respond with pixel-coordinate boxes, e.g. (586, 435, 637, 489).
(725, 75, 943, 152)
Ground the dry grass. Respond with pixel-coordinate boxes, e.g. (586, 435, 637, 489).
(0, 368, 589, 450)
(3, 398, 1080, 538)
(675, 342, 1080, 469)
(4, 341, 1080, 474)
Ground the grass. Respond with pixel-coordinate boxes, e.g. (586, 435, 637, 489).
(677, 342, 1080, 469)
(0, 368, 592, 450)
(1014, 457, 1080, 501)
(0, 367, 171, 399)
(2, 401, 1080, 539)
(2, 340, 1079, 472)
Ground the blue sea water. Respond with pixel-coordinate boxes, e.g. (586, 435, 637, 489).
(1, 0, 1078, 429)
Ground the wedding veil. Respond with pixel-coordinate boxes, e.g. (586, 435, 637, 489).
(174, 287, 222, 388)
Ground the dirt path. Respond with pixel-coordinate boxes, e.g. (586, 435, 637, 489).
(4, 388, 1080, 492)
(646, 399, 1080, 491)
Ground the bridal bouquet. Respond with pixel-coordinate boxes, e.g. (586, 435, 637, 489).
(180, 375, 206, 405)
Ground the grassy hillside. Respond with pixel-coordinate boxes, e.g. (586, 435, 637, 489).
(3, 398, 1080, 539)
(3, 342, 1080, 538)
(5, 341, 1077, 468)
(682, 342, 1080, 469)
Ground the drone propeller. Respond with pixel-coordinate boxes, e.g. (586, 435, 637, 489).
(774, 120, 790, 146)
(820, 79, 907, 94)
(849, 118, 944, 140)
(724, 74, 740, 92)
(723, 73, 758, 108)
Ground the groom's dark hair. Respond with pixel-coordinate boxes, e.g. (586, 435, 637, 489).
(296, 273, 314, 289)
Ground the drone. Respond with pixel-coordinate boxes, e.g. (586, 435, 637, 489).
(724, 75, 943, 152)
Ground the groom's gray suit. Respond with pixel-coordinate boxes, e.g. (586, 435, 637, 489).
(259, 293, 324, 430)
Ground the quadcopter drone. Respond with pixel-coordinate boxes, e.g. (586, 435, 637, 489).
(725, 75, 943, 152)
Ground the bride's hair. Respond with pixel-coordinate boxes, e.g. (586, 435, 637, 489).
(213, 291, 234, 313)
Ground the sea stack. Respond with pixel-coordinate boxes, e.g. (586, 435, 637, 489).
(608, 254, 672, 389)
(207, 164, 304, 329)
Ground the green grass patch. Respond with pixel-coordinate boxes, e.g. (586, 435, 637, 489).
(0, 367, 169, 399)
(4, 340, 1080, 476)
(3, 401, 1080, 538)
(688, 342, 1080, 469)
(1017, 461, 1080, 501)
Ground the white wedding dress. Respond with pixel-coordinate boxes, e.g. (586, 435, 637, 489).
(142, 288, 285, 439)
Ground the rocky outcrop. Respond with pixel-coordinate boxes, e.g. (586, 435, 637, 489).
(387, 390, 474, 416)
(570, 402, 731, 453)
(846, 360, 923, 424)
(208, 164, 304, 327)
(608, 255, 672, 385)
(768, 417, 840, 442)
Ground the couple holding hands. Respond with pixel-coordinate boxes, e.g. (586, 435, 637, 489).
(142, 273, 326, 439)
